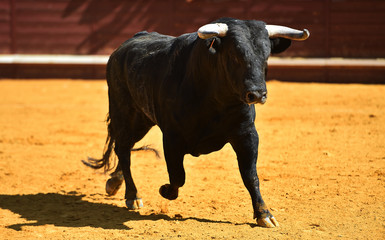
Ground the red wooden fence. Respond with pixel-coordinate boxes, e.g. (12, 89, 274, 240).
(1, 0, 384, 81)
(1, 0, 384, 58)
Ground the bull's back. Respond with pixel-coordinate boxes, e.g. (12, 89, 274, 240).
(106, 32, 176, 124)
(109, 31, 175, 84)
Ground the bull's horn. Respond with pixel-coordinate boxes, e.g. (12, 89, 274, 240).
(198, 23, 228, 39)
(265, 25, 309, 41)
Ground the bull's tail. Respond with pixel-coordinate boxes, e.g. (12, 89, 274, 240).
(131, 145, 161, 158)
(82, 114, 160, 173)
(82, 114, 115, 172)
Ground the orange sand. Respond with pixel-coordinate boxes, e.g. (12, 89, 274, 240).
(0, 80, 384, 239)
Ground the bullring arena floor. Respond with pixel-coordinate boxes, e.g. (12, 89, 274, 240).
(0, 79, 384, 239)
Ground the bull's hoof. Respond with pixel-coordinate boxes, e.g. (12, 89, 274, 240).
(159, 184, 178, 200)
(126, 198, 143, 210)
(257, 216, 279, 228)
(105, 177, 123, 196)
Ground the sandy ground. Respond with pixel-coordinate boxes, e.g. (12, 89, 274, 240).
(0, 79, 384, 240)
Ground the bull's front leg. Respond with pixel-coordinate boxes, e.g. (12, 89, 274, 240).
(159, 135, 186, 200)
(230, 130, 279, 228)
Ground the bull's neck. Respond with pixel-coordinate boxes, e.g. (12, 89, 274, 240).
(180, 39, 243, 108)
(183, 69, 242, 109)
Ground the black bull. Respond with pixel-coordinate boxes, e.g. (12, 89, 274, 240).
(84, 18, 309, 228)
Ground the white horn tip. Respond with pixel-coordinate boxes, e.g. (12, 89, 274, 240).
(302, 29, 310, 40)
(198, 23, 228, 39)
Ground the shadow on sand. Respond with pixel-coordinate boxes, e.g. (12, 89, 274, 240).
(0, 193, 246, 231)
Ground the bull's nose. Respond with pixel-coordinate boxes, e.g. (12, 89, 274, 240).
(245, 91, 267, 104)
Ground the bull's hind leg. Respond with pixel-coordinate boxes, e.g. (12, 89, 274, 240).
(105, 163, 123, 196)
(114, 144, 142, 209)
(106, 146, 160, 196)
(111, 111, 154, 210)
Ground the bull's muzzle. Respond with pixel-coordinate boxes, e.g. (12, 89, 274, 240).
(245, 91, 267, 104)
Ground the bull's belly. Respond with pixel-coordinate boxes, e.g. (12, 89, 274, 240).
(188, 136, 228, 157)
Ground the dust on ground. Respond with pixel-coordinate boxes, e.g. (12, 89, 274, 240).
(0, 80, 384, 239)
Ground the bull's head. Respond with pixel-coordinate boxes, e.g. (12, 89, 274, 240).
(197, 19, 309, 105)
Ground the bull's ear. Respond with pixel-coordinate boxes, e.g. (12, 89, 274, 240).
(270, 38, 291, 54)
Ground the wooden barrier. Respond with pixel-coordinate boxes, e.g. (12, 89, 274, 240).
(1, 55, 384, 83)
